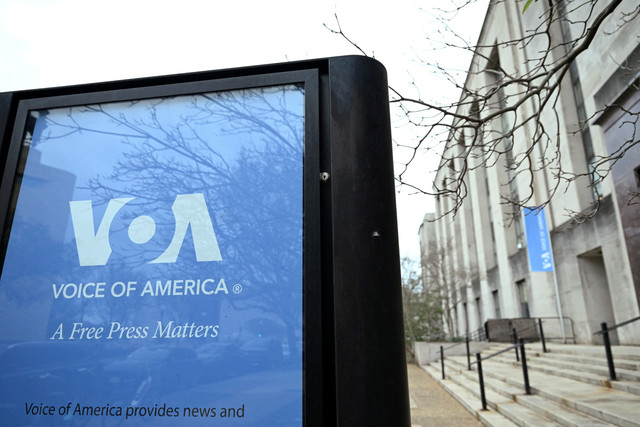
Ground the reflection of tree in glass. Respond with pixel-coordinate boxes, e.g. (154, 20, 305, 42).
(41, 86, 304, 354)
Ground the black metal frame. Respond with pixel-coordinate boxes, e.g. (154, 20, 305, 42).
(0, 56, 410, 426)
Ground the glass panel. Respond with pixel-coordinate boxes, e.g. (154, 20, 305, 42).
(0, 85, 304, 425)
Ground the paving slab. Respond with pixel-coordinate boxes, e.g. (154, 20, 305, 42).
(407, 363, 483, 427)
(421, 364, 517, 427)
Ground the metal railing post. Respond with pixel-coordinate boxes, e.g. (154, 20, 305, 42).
(601, 322, 617, 381)
(512, 328, 519, 362)
(538, 318, 547, 353)
(476, 353, 487, 411)
(466, 336, 471, 370)
(440, 345, 445, 380)
(519, 338, 531, 394)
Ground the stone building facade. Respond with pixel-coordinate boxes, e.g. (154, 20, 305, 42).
(419, 0, 640, 344)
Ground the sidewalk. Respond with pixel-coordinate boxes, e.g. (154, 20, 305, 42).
(407, 363, 482, 427)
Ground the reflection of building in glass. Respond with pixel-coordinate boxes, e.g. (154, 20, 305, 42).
(0, 147, 76, 340)
(218, 304, 298, 368)
(14, 149, 76, 240)
(420, 1, 640, 345)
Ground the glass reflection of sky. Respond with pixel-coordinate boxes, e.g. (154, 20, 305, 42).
(31, 87, 304, 243)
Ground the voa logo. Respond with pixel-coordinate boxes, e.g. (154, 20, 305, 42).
(69, 193, 222, 266)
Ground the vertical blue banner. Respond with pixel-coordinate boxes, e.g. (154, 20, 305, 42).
(524, 207, 554, 272)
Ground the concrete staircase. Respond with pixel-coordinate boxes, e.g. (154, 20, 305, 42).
(422, 342, 640, 426)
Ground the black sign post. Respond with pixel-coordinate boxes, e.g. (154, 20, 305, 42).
(0, 56, 409, 426)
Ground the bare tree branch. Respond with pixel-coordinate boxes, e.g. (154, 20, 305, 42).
(328, 0, 639, 224)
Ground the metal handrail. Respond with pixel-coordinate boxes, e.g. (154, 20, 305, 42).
(494, 316, 575, 343)
(439, 337, 473, 379)
(510, 318, 549, 355)
(470, 342, 520, 365)
(469, 339, 532, 410)
(538, 316, 576, 343)
(592, 315, 640, 381)
(508, 316, 577, 350)
(514, 322, 538, 334)
(468, 326, 487, 341)
(593, 315, 640, 335)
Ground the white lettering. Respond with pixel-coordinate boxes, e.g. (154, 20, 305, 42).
(215, 278, 228, 294)
(50, 323, 64, 340)
(69, 198, 133, 266)
(138, 278, 228, 296)
(150, 194, 222, 263)
(69, 194, 221, 266)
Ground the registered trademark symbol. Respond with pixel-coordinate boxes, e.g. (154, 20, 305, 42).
(233, 284, 243, 294)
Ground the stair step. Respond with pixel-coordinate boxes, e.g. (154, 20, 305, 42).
(445, 357, 615, 426)
(489, 343, 640, 364)
(438, 360, 567, 426)
(526, 354, 640, 381)
(492, 355, 612, 388)
(543, 344, 640, 362)
(477, 410, 520, 427)
(540, 351, 640, 372)
(479, 359, 640, 427)
(496, 401, 558, 427)
(432, 344, 640, 427)
(515, 394, 614, 426)
(610, 378, 640, 396)
(428, 362, 563, 426)
(489, 352, 640, 396)
(457, 364, 525, 400)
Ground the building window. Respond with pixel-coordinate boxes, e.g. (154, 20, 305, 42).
(517, 280, 530, 318)
(486, 50, 524, 247)
(492, 290, 501, 319)
(476, 297, 483, 327)
(559, 0, 601, 200)
(513, 198, 524, 248)
(463, 302, 469, 335)
(452, 307, 458, 337)
(485, 172, 498, 265)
